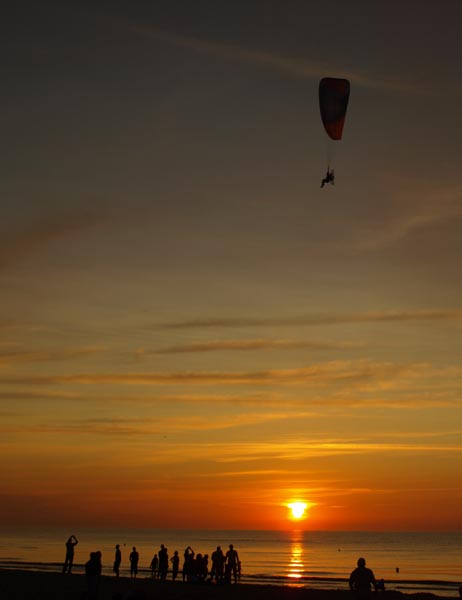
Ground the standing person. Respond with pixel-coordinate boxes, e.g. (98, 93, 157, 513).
(150, 553, 159, 578)
(129, 546, 139, 579)
(201, 554, 209, 581)
(85, 551, 102, 600)
(211, 546, 225, 582)
(183, 546, 194, 581)
(349, 557, 378, 600)
(158, 544, 169, 581)
(171, 550, 180, 581)
(194, 553, 203, 582)
(225, 544, 240, 583)
(113, 544, 121, 577)
(62, 535, 78, 574)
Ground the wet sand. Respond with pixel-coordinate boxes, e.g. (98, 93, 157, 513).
(0, 569, 452, 600)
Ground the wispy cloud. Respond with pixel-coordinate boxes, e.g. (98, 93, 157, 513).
(158, 309, 462, 330)
(137, 338, 361, 355)
(0, 347, 104, 367)
(208, 440, 462, 463)
(0, 359, 418, 387)
(172, 388, 462, 409)
(131, 25, 422, 94)
(0, 410, 320, 437)
(354, 182, 462, 252)
(0, 215, 104, 269)
(1, 386, 458, 410)
(2, 361, 461, 405)
(3, 419, 461, 458)
(0, 389, 83, 404)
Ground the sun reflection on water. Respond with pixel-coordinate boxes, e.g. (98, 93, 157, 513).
(288, 538, 305, 580)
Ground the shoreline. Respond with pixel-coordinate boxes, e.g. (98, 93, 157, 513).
(0, 568, 459, 600)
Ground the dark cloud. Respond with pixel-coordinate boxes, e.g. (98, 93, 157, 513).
(0, 360, 445, 388)
(158, 309, 462, 330)
(0, 347, 103, 367)
(140, 338, 361, 355)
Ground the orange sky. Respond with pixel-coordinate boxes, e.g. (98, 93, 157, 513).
(1, 2, 462, 532)
(2, 355, 461, 530)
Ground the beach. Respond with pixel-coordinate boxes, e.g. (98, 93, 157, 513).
(0, 569, 455, 600)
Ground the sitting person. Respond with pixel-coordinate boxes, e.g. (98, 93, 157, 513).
(349, 557, 377, 599)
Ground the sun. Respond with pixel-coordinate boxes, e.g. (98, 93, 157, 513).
(287, 502, 308, 520)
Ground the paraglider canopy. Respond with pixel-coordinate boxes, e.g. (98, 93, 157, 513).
(319, 77, 350, 140)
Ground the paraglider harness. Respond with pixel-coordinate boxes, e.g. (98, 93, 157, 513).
(320, 169, 335, 188)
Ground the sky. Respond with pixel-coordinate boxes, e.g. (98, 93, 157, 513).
(1, 1, 461, 532)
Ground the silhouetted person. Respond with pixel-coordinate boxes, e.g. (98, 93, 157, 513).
(183, 546, 194, 581)
(150, 553, 159, 578)
(85, 551, 102, 600)
(201, 554, 209, 581)
(193, 553, 202, 582)
(225, 544, 240, 583)
(321, 169, 335, 188)
(192, 552, 209, 582)
(62, 535, 78, 574)
(158, 544, 169, 581)
(211, 545, 225, 581)
(113, 544, 121, 577)
(129, 546, 139, 579)
(349, 557, 377, 599)
(171, 550, 180, 581)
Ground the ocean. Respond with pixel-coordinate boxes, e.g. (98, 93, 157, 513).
(0, 529, 460, 597)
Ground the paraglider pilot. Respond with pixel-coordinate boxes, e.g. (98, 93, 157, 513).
(321, 169, 335, 188)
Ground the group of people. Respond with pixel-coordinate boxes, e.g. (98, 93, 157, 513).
(149, 545, 178, 581)
(63, 535, 241, 585)
(62, 536, 102, 599)
(64, 535, 384, 600)
(145, 543, 241, 584)
(179, 544, 240, 583)
(92, 543, 241, 584)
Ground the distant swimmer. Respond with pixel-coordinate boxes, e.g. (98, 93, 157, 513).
(321, 169, 335, 188)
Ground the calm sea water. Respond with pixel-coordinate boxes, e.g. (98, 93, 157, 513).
(0, 529, 460, 596)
